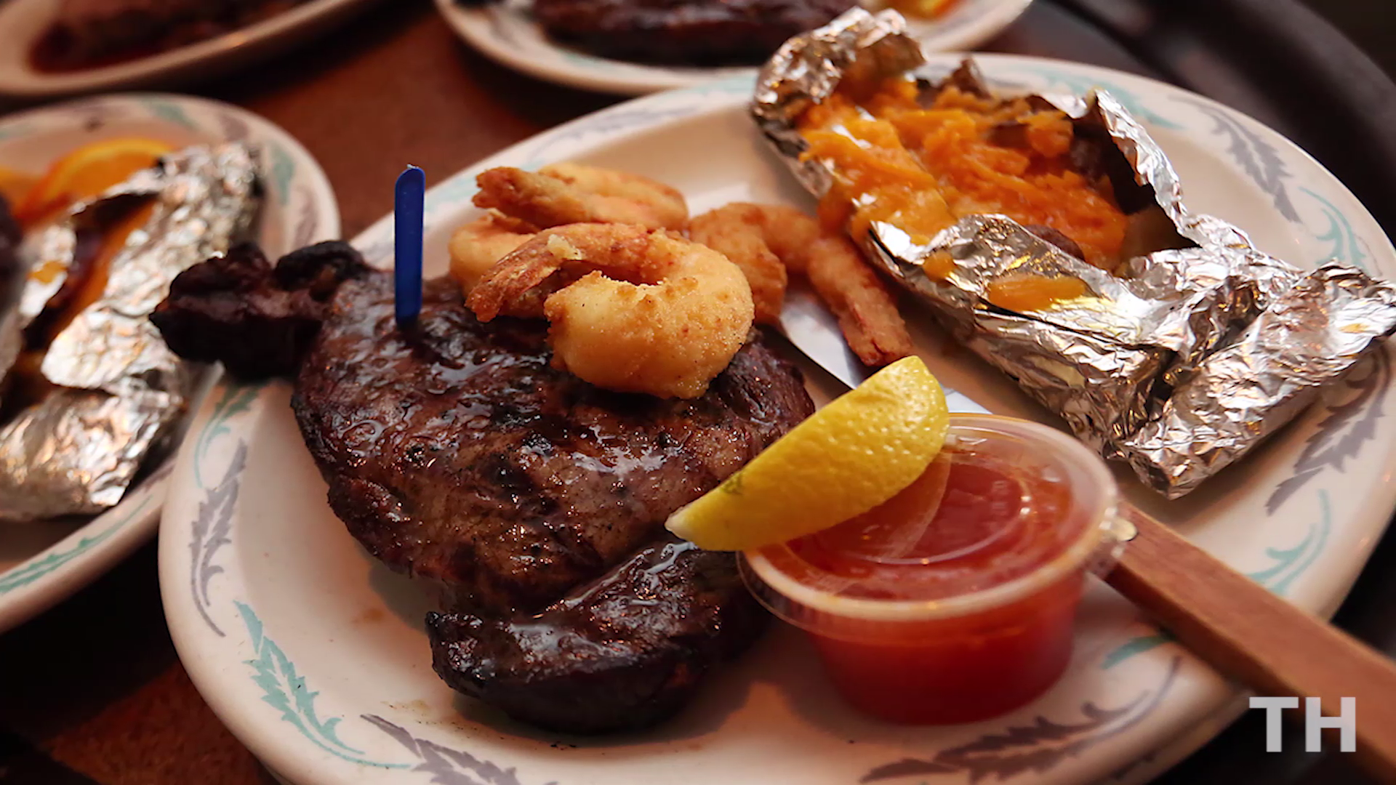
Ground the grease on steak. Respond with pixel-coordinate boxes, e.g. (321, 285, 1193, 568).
(294, 274, 813, 615)
(429, 537, 765, 733)
(151, 241, 368, 379)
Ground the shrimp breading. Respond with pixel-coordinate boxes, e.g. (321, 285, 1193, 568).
(452, 163, 692, 304)
(542, 162, 689, 229)
(689, 203, 913, 366)
(469, 224, 754, 399)
(473, 164, 689, 231)
(688, 205, 797, 324)
(449, 211, 539, 291)
(801, 231, 914, 367)
(452, 165, 907, 387)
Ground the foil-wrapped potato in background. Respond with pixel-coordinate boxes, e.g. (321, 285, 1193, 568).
(0, 144, 261, 521)
(754, 9, 1396, 497)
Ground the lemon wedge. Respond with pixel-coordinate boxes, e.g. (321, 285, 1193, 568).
(665, 356, 950, 551)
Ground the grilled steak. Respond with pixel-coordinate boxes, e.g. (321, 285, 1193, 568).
(152, 246, 814, 733)
(429, 536, 765, 732)
(295, 273, 812, 614)
(526, 0, 858, 66)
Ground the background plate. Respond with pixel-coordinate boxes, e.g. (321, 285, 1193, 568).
(162, 56, 1396, 785)
(435, 0, 1034, 95)
(0, 94, 340, 634)
(0, 0, 383, 98)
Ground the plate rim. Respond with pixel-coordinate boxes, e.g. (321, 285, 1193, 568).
(0, 0, 382, 98)
(0, 92, 342, 634)
(433, 0, 1035, 96)
(160, 54, 1396, 785)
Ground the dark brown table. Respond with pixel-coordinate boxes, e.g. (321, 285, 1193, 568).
(2, 1, 1395, 782)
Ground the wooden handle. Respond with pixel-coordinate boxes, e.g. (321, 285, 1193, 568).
(1105, 506, 1396, 781)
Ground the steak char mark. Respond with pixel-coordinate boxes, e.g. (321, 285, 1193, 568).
(294, 274, 812, 615)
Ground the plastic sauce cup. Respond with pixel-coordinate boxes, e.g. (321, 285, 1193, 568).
(740, 414, 1124, 725)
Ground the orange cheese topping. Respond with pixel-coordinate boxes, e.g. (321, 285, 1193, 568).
(985, 272, 1090, 312)
(799, 79, 1128, 270)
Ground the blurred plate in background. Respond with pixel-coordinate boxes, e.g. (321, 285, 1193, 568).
(435, 0, 1033, 94)
(0, 0, 384, 98)
(0, 93, 339, 634)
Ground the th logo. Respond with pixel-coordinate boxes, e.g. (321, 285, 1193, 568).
(1249, 697, 1356, 753)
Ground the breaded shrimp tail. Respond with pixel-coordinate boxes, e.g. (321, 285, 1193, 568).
(469, 224, 754, 399)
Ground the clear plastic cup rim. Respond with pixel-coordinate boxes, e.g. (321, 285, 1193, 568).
(740, 413, 1122, 625)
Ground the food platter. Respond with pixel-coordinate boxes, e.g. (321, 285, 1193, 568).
(434, 0, 1033, 95)
(160, 55, 1396, 784)
(0, 94, 338, 634)
(0, 0, 383, 98)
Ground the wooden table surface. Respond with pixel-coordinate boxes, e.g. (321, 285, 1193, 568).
(1, 1, 1394, 783)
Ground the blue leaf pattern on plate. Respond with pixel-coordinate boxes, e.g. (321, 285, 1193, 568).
(237, 604, 408, 768)
(0, 494, 155, 594)
(1180, 98, 1299, 222)
(1268, 351, 1389, 514)
(1301, 186, 1373, 272)
(270, 143, 296, 206)
(218, 111, 252, 142)
(365, 715, 544, 784)
(862, 658, 1183, 782)
(142, 99, 198, 130)
(194, 382, 262, 489)
(190, 441, 247, 636)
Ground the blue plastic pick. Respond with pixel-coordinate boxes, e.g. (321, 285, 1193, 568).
(394, 165, 426, 329)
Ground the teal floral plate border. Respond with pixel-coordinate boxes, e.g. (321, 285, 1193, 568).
(161, 55, 1396, 785)
(0, 93, 340, 634)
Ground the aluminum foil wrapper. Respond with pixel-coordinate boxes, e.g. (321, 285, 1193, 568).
(0, 144, 261, 520)
(754, 8, 1396, 497)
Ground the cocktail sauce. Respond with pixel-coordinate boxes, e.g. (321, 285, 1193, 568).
(741, 414, 1118, 725)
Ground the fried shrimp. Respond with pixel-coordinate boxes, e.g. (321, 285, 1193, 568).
(473, 163, 689, 231)
(450, 163, 688, 304)
(799, 231, 915, 367)
(469, 224, 754, 399)
(689, 203, 913, 366)
(689, 204, 801, 324)
(448, 211, 538, 292)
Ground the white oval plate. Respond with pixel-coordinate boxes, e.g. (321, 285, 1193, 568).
(162, 56, 1395, 785)
(0, 0, 382, 98)
(0, 94, 339, 634)
(436, 0, 1032, 95)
